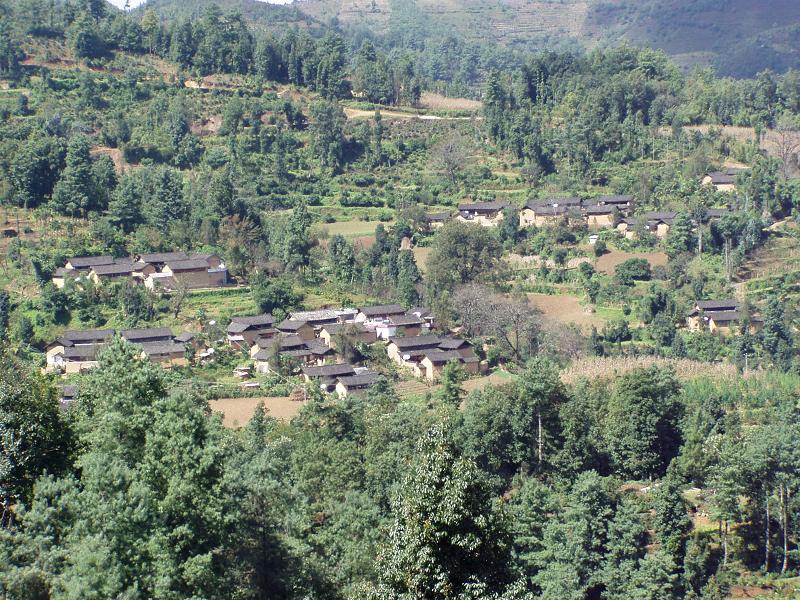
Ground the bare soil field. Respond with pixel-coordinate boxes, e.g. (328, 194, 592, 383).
(596, 249, 668, 275)
(420, 92, 481, 112)
(209, 396, 302, 428)
(526, 293, 606, 329)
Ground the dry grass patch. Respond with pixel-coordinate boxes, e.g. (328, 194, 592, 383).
(209, 396, 302, 428)
(596, 249, 668, 275)
(560, 356, 740, 385)
(527, 293, 607, 330)
(420, 92, 482, 112)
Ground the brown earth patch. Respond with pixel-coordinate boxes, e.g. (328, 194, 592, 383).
(596, 249, 668, 275)
(420, 92, 482, 112)
(90, 146, 127, 174)
(209, 396, 302, 428)
(526, 293, 606, 329)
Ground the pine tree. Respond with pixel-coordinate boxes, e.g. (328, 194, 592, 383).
(51, 135, 100, 217)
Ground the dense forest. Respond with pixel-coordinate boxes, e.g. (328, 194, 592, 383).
(1, 0, 800, 598)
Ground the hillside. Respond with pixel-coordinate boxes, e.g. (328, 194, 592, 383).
(142, 0, 800, 77)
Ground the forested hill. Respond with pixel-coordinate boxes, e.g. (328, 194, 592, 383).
(139, 0, 800, 78)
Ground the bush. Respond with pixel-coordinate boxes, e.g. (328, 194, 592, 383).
(615, 258, 651, 285)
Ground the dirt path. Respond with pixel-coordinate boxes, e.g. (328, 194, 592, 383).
(344, 107, 479, 121)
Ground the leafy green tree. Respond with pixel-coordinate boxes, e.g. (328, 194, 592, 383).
(652, 466, 692, 561)
(309, 100, 346, 173)
(666, 212, 693, 258)
(509, 476, 556, 587)
(396, 249, 421, 307)
(66, 13, 105, 59)
(0, 352, 70, 510)
(426, 221, 502, 295)
(10, 134, 66, 209)
(51, 135, 104, 217)
(283, 201, 312, 275)
(615, 258, 651, 286)
(602, 496, 648, 599)
(760, 294, 794, 371)
(439, 359, 467, 407)
(0, 291, 9, 341)
(314, 33, 347, 99)
(604, 366, 682, 480)
(372, 424, 513, 598)
(251, 274, 302, 316)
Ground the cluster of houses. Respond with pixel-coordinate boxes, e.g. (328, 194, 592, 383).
(685, 299, 762, 336)
(226, 303, 484, 397)
(52, 251, 228, 291)
(426, 194, 733, 241)
(46, 327, 196, 374)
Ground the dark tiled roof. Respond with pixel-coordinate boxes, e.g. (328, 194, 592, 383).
(644, 211, 677, 223)
(595, 195, 634, 205)
(302, 363, 356, 378)
(67, 255, 114, 269)
(63, 344, 105, 360)
(706, 172, 736, 185)
(165, 258, 210, 271)
(337, 372, 381, 388)
(525, 197, 581, 209)
(707, 208, 733, 219)
(277, 319, 310, 331)
(424, 350, 464, 364)
(388, 314, 425, 327)
(175, 332, 195, 343)
(704, 311, 746, 323)
(61, 329, 115, 343)
(425, 212, 453, 222)
(120, 327, 173, 341)
(91, 262, 137, 276)
(306, 339, 334, 356)
(458, 201, 511, 213)
(697, 299, 738, 311)
(138, 251, 190, 263)
(322, 322, 369, 335)
(437, 337, 471, 350)
(528, 205, 569, 216)
(360, 304, 406, 317)
(389, 336, 443, 350)
(229, 314, 275, 329)
(585, 205, 615, 215)
(54, 267, 79, 277)
(138, 341, 186, 356)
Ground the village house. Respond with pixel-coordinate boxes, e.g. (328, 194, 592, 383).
(519, 198, 582, 228)
(276, 319, 316, 341)
(355, 304, 407, 324)
(592, 195, 634, 215)
(155, 257, 228, 290)
(46, 328, 115, 369)
(386, 335, 445, 366)
(120, 327, 174, 344)
(136, 251, 192, 268)
(319, 322, 377, 349)
(289, 308, 358, 330)
(226, 314, 276, 347)
(59, 345, 104, 374)
(424, 212, 453, 229)
(252, 334, 331, 373)
(52, 267, 81, 289)
(302, 363, 357, 393)
(88, 261, 155, 286)
(456, 201, 511, 226)
(335, 372, 382, 398)
(617, 212, 677, 240)
(702, 170, 740, 193)
(375, 314, 428, 340)
(57, 384, 78, 408)
(406, 307, 435, 329)
(137, 341, 188, 367)
(437, 337, 476, 359)
(686, 299, 762, 336)
(418, 350, 481, 381)
(64, 255, 115, 272)
(584, 205, 617, 229)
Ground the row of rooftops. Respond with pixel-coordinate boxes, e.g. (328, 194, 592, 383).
(56, 252, 223, 279)
(49, 327, 194, 347)
(686, 299, 763, 325)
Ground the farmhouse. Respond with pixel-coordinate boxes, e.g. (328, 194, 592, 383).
(136, 251, 191, 268)
(617, 212, 677, 239)
(89, 261, 154, 285)
(425, 212, 453, 229)
(137, 341, 188, 367)
(685, 299, 762, 335)
(386, 335, 445, 365)
(355, 304, 407, 324)
(120, 327, 174, 344)
(375, 314, 427, 340)
(226, 314, 276, 347)
(335, 372, 382, 398)
(592, 195, 634, 214)
(46, 328, 115, 360)
(418, 351, 481, 381)
(276, 319, 316, 341)
(584, 205, 617, 229)
(64, 255, 115, 272)
(302, 363, 357, 392)
(319, 322, 377, 348)
(702, 170, 739, 192)
(520, 198, 581, 227)
(157, 257, 228, 290)
(289, 308, 357, 329)
(59, 344, 104, 374)
(52, 267, 80, 289)
(456, 201, 511, 226)
(686, 299, 739, 331)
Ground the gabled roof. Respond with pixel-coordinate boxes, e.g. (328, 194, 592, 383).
(644, 211, 677, 223)
(389, 335, 443, 350)
(321, 322, 369, 335)
(175, 332, 196, 343)
(302, 363, 356, 379)
(61, 329, 115, 343)
(63, 344, 105, 360)
(595, 195, 634, 205)
(527, 205, 569, 217)
(277, 319, 310, 331)
(336, 372, 381, 388)
(120, 327, 173, 341)
(228, 314, 274, 329)
(704, 310, 751, 323)
(525, 197, 581, 210)
(407, 307, 433, 318)
(91, 262, 137, 276)
(706, 172, 736, 185)
(423, 350, 464, 364)
(388, 314, 425, 327)
(306, 339, 334, 356)
(437, 337, 471, 350)
(360, 304, 406, 317)
(696, 299, 738, 311)
(425, 212, 453, 222)
(66, 255, 115, 269)
(706, 208, 733, 219)
(165, 258, 210, 272)
(54, 267, 79, 278)
(137, 251, 190, 263)
(138, 341, 186, 356)
(585, 205, 615, 215)
(458, 201, 511, 213)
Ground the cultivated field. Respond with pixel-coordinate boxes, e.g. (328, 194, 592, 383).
(559, 356, 742, 385)
(526, 293, 607, 329)
(208, 396, 302, 427)
(419, 92, 482, 112)
(596, 249, 668, 275)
